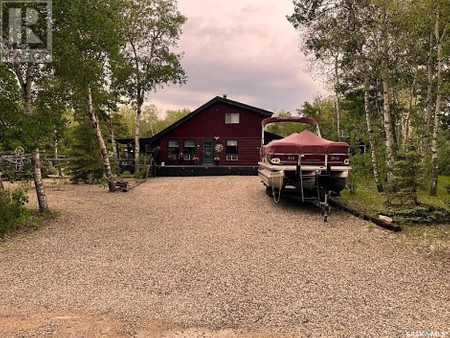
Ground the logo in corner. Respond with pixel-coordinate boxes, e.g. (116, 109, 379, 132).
(1, 0, 52, 63)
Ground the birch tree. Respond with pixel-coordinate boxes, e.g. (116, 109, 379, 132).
(2, 63, 50, 211)
(0, 65, 22, 190)
(344, 2, 384, 191)
(379, 30, 397, 183)
(430, 3, 448, 196)
(288, 0, 346, 139)
(364, 78, 383, 192)
(423, 33, 435, 161)
(116, 0, 186, 175)
(373, 0, 416, 183)
(53, 0, 125, 192)
(0, 1, 50, 210)
(289, 0, 388, 187)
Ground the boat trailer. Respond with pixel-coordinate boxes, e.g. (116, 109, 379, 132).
(264, 165, 332, 222)
(259, 116, 350, 222)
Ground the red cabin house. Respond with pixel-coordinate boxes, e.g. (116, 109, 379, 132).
(150, 96, 274, 176)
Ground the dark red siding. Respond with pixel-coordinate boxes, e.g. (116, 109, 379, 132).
(159, 101, 266, 166)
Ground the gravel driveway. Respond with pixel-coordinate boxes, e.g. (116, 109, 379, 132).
(0, 177, 449, 337)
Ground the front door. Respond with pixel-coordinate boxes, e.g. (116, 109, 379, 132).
(202, 140, 214, 164)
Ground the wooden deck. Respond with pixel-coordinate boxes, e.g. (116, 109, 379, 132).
(155, 165, 258, 177)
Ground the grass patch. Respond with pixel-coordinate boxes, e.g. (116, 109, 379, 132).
(335, 176, 450, 224)
(336, 176, 450, 265)
(336, 186, 386, 217)
(0, 187, 59, 239)
(0, 188, 29, 235)
(399, 224, 450, 267)
(417, 175, 450, 210)
(0, 209, 58, 241)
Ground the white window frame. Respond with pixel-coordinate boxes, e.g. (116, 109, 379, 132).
(168, 139, 180, 161)
(225, 113, 240, 124)
(226, 140, 239, 161)
(183, 139, 196, 160)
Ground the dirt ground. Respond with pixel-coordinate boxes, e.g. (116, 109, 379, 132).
(0, 177, 449, 337)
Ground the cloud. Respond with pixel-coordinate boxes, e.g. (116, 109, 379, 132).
(149, 0, 327, 116)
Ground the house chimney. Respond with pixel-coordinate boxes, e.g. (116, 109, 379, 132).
(223, 94, 227, 99)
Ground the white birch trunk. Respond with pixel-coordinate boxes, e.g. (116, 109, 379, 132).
(364, 80, 383, 192)
(134, 103, 142, 176)
(31, 149, 49, 212)
(54, 136, 63, 177)
(86, 85, 117, 192)
(130, 40, 144, 178)
(15, 63, 49, 212)
(111, 127, 118, 159)
(335, 95, 341, 140)
(334, 54, 341, 139)
(430, 13, 446, 196)
(381, 62, 396, 183)
(23, 66, 32, 116)
(402, 71, 417, 150)
(55, 137, 58, 161)
(423, 33, 434, 160)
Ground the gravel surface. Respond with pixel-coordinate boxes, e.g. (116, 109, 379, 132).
(0, 176, 449, 337)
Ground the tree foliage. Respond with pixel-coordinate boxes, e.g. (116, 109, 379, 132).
(0, 65, 22, 150)
(289, 0, 450, 200)
(114, 0, 187, 174)
(118, 106, 190, 138)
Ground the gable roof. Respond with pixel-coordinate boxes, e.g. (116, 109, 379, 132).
(149, 96, 273, 142)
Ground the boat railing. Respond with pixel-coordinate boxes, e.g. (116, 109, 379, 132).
(261, 116, 322, 147)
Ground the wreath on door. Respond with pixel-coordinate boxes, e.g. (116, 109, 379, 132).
(214, 143, 224, 153)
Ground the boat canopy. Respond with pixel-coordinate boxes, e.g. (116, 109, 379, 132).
(263, 130, 349, 155)
(262, 116, 318, 127)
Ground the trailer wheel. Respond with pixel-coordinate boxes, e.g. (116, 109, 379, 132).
(266, 186, 273, 197)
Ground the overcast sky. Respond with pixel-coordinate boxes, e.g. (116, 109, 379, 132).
(149, 0, 328, 116)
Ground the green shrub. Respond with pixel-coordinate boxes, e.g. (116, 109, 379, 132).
(135, 156, 149, 178)
(438, 130, 450, 176)
(122, 170, 132, 177)
(67, 120, 103, 183)
(0, 188, 29, 235)
(385, 205, 450, 224)
(67, 119, 118, 184)
(386, 145, 421, 208)
(346, 153, 378, 193)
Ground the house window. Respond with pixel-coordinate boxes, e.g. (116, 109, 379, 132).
(168, 139, 180, 161)
(225, 113, 240, 124)
(183, 139, 196, 160)
(226, 140, 238, 161)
